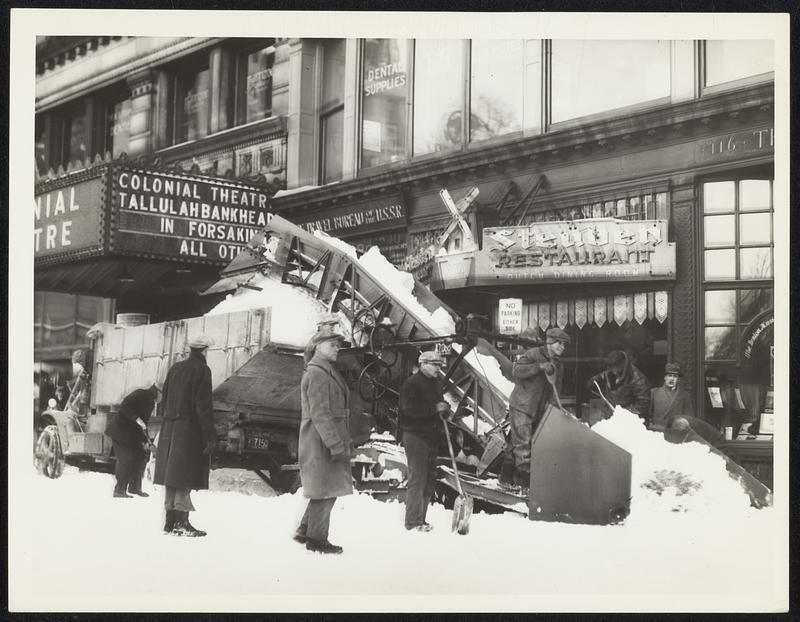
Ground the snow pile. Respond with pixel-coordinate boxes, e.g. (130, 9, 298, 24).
(359, 246, 456, 335)
(592, 407, 754, 518)
(452, 343, 514, 399)
(314, 229, 358, 258)
(205, 274, 331, 348)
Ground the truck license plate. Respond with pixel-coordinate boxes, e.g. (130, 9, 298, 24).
(246, 432, 270, 451)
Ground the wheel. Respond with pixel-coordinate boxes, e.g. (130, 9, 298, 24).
(358, 359, 393, 403)
(370, 324, 398, 366)
(351, 307, 377, 347)
(34, 424, 65, 479)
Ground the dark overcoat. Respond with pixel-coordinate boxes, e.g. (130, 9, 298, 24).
(106, 388, 155, 450)
(154, 352, 215, 490)
(509, 345, 563, 421)
(299, 355, 353, 499)
(649, 385, 695, 428)
(588, 352, 650, 416)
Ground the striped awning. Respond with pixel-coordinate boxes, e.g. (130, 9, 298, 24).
(518, 291, 669, 330)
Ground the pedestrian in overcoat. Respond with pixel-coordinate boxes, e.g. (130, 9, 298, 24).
(106, 384, 160, 498)
(508, 327, 570, 487)
(294, 332, 352, 554)
(154, 334, 216, 537)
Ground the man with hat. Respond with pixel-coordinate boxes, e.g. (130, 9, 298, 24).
(294, 331, 353, 554)
(106, 383, 160, 498)
(507, 327, 571, 488)
(587, 350, 650, 420)
(154, 334, 216, 537)
(303, 313, 341, 366)
(398, 350, 450, 531)
(649, 362, 722, 446)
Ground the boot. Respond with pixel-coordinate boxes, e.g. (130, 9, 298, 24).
(293, 530, 310, 544)
(163, 509, 176, 533)
(305, 539, 343, 554)
(113, 488, 132, 498)
(171, 511, 207, 537)
(128, 489, 150, 497)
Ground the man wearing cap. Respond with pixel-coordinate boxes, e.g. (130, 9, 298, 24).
(294, 332, 352, 554)
(154, 334, 216, 537)
(587, 350, 650, 419)
(508, 327, 570, 488)
(303, 314, 341, 366)
(649, 362, 722, 446)
(398, 350, 450, 532)
(106, 383, 160, 498)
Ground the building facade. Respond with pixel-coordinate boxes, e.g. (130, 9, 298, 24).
(35, 36, 775, 473)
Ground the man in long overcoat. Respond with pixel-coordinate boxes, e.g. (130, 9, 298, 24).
(294, 332, 352, 554)
(106, 384, 160, 498)
(154, 334, 216, 537)
(509, 327, 570, 487)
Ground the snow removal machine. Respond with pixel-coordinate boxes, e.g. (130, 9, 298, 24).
(34, 214, 769, 524)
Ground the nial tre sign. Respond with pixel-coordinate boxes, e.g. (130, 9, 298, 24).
(34, 176, 104, 259)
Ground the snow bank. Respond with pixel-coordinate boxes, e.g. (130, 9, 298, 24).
(314, 229, 358, 258)
(205, 275, 332, 348)
(452, 343, 514, 399)
(592, 407, 754, 520)
(358, 246, 456, 335)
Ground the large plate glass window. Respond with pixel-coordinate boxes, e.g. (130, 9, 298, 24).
(361, 38, 410, 168)
(104, 88, 132, 159)
(412, 39, 465, 156)
(704, 40, 774, 88)
(550, 40, 671, 124)
(470, 39, 525, 142)
(320, 38, 346, 183)
(175, 63, 211, 143)
(62, 101, 88, 166)
(236, 43, 274, 125)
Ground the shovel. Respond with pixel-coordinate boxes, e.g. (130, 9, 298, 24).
(441, 415, 473, 535)
(593, 380, 617, 412)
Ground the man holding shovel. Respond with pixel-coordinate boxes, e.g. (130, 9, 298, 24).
(398, 350, 450, 532)
(508, 327, 570, 490)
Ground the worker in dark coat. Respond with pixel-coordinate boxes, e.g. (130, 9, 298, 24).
(106, 384, 160, 498)
(154, 334, 216, 537)
(588, 350, 650, 420)
(650, 362, 723, 447)
(398, 350, 450, 532)
(509, 327, 570, 487)
(294, 332, 352, 554)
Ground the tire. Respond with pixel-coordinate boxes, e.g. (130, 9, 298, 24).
(358, 359, 392, 403)
(351, 307, 376, 348)
(370, 325, 398, 366)
(34, 424, 65, 479)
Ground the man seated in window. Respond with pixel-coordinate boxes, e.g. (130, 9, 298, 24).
(587, 350, 650, 420)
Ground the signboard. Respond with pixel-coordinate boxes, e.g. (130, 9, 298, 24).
(111, 166, 272, 263)
(299, 195, 406, 237)
(498, 298, 523, 334)
(696, 126, 773, 162)
(430, 218, 676, 290)
(34, 174, 105, 261)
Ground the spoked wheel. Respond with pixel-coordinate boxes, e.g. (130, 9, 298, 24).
(351, 307, 377, 348)
(370, 324, 398, 366)
(34, 424, 65, 479)
(358, 359, 394, 403)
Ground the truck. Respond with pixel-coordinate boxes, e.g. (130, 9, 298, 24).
(33, 214, 770, 523)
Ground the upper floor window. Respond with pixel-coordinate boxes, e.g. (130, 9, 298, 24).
(62, 101, 88, 165)
(550, 40, 671, 124)
(103, 87, 132, 158)
(704, 40, 774, 88)
(320, 38, 346, 183)
(236, 43, 274, 125)
(470, 39, 525, 141)
(175, 62, 211, 143)
(361, 38, 410, 169)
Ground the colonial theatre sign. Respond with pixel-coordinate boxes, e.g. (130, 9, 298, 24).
(34, 162, 273, 295)
(429, 218, 676, 290)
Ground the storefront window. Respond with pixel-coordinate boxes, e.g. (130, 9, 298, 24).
(361, 38, 410, 168)
(412, 39, 465, 156)
(237, 45, 274, 124)
(470, 39, 524, 142)
(320, 38, 346, 183)
(35, 115, 48, 175)
(550, 40, 671, 123)
(704, 40, 773, 87)
(106, 95, 132, 158)
(176, 65, 210, 143)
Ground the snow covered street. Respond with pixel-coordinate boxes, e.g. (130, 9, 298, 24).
(11, 460, 780, 612)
